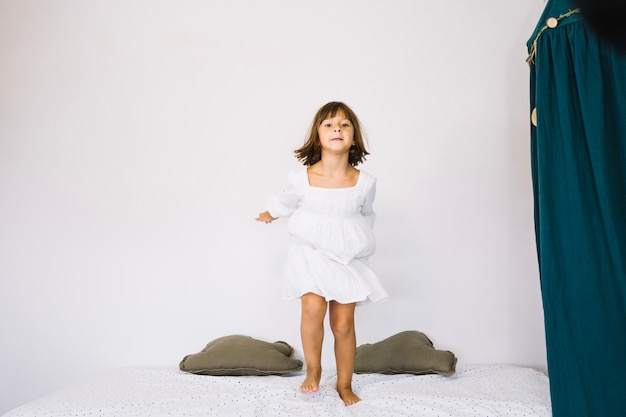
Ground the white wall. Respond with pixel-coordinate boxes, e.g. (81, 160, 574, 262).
(0, 0, 548, 413)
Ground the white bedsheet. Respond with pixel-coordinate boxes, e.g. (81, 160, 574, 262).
(2, 364, 551, 417)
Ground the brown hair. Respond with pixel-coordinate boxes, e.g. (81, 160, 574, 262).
(294, 101, 369, 166)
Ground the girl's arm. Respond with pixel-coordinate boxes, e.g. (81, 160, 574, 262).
(362, 180, 377, 228)
(256, 171, 299, 223)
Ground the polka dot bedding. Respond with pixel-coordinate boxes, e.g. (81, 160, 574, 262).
(3, 364, 551, 417)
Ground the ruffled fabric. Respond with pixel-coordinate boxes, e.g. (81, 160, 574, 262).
(267, 168, 388, 305)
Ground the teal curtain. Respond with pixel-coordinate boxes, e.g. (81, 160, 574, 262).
(528, 1, 626, 416)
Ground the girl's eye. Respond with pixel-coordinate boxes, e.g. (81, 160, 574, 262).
(324, 123, 332, 127)
(342, 123, 350, 127)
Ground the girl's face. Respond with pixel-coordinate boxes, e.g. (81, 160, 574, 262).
(317, 111, 355, 154)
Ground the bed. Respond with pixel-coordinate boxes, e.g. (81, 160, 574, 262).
(2, 364, 550, 417)
(2, 332, 551, 417)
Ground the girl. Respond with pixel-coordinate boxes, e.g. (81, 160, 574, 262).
(256, 101, 387, 406)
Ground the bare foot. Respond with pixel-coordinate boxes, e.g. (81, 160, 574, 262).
(300, 370, 321, 393)
(337, 386, 361, 406)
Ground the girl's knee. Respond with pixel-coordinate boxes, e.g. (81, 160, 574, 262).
(329, 302, 356, 336)
(330, 318, 355, 338)
(301, 293, 327, 317)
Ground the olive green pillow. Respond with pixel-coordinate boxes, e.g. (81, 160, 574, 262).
(179, 335, 303, 376)
(354, 330, 457, 376)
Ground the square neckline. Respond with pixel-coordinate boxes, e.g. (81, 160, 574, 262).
(305, 167, 361, 190)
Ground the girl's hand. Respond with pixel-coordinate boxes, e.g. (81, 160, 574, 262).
(256, 211, 277, 223)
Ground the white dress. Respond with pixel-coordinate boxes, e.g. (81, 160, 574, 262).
(267, 167, 388, 305)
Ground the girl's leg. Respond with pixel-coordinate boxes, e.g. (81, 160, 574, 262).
(300, 292, 327, 393)
(329, 300, 360, 406)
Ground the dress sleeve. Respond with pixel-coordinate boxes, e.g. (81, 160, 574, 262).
(266, 171, 300, 218)
(361, 176, 377, 228)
